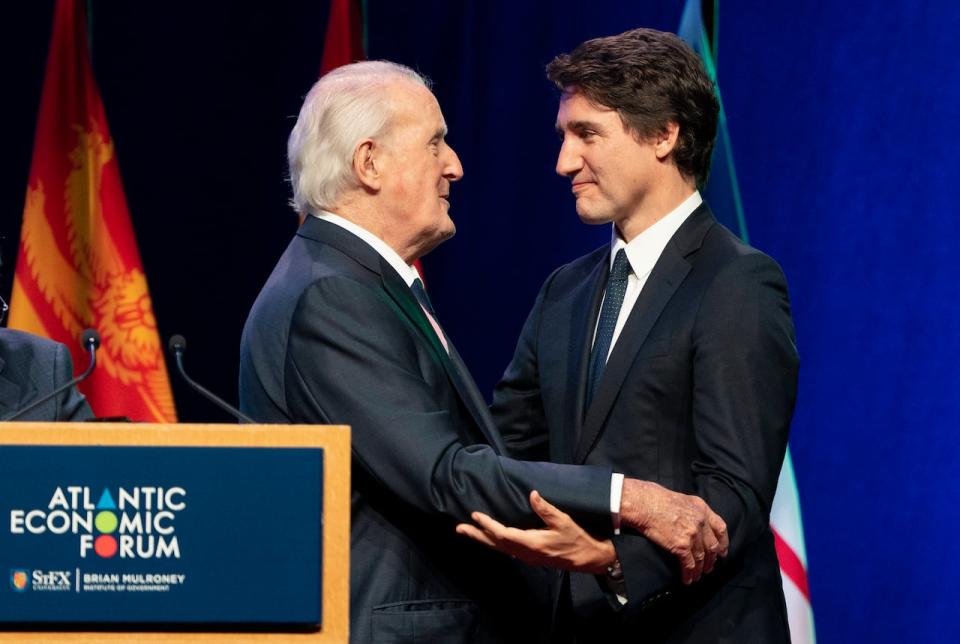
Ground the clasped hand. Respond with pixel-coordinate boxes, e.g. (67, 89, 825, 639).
(619, 479, 729, 584)
(456, 480, 729, 585)
(456, 490, 617, 575)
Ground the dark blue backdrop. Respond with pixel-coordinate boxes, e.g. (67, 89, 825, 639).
(2, 1, 958, 641)
(369, 3, 960, 642)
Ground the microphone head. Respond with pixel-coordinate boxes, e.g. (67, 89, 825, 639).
(169, 334, 187, 354)
(81, 328, 101, 350)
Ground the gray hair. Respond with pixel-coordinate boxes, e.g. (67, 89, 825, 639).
(287, 61, 428, 215)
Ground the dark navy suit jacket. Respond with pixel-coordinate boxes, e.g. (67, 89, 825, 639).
(493, 204, 799, 643)
(239, 217, 612, 643)
(0, 328, 93, 422)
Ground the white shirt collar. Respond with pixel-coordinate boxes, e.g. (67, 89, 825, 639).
(311, 211, 421, 287)
(611, 191, 703, 277)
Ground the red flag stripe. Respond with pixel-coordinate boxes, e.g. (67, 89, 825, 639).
(772, 526, 810, 602)
(320, 0, 364, 75)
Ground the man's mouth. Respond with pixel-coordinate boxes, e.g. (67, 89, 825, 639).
(571, 181, 594, 194)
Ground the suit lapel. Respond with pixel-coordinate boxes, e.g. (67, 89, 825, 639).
(557, 256, 608, 463)
(299, 218, 451, 361)
(0, 357, 37, 419)
(575, 205, 715, 463)
(380, 268, 450, 361)
(305, 216, 503, 452)
(446, 342, 506, 453)
(380, 268, 505, 453)
(0, 355, 25, 418)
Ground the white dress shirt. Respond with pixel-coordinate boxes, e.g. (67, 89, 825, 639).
(310, 212, 449, 352)
(593, 190, 702, 359)
(311, 211, 421, 287)
(312, 209, 630, 543)
(596, 191, 701, 597)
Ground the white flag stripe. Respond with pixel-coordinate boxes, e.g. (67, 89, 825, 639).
(782, 568, 817, 644)
(771, 448, 809, 567)
(771, 447, 815, 643)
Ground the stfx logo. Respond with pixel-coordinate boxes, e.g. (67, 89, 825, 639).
(10, 569, 29, 592)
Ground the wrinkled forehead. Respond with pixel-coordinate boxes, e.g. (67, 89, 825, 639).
(384, 79, 447, 134)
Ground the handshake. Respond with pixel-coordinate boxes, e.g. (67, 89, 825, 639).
(457, 479, 729, 586)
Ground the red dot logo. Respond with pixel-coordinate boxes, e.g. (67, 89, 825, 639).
(94, 535, 118, 558)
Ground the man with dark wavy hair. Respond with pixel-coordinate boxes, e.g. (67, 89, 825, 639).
(462, 28, 798, 642)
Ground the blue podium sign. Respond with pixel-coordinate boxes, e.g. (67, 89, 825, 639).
(0, 445, 323, 627)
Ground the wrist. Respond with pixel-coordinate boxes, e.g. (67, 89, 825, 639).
(606, 559, 623, 581)
(619, 478, 654, 531)
(587, 539, 618, 575)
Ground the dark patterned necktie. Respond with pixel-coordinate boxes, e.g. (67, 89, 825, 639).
(586, 249, 631, 408)
(411, 278, 449, 352)
(411, 278, 435, 315)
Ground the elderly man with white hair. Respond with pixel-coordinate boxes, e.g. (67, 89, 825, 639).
(239, 61, 726, 644)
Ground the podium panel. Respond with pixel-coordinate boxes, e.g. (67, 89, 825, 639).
(0, 423, 350, 643)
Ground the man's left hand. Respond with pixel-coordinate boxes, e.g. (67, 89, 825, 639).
(456, 490, 617, 575)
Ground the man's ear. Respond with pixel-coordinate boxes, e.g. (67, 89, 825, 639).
(654, 121, 681, 160)
(353, 139, 381, 191)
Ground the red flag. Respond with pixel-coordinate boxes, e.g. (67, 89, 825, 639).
(9, 0, 176, 422)
(320, 0, 365, 74)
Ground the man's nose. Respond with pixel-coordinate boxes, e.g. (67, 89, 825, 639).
(555, 138, 583, 177)
(444, 145, 464, 182)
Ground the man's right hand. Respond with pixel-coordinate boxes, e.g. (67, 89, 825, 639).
(619, 479, 729, 585)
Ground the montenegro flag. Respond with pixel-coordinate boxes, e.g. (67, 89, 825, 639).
(9, 0, 176, 423)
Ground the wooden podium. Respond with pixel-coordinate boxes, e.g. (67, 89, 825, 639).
(0, 423, 350, 643)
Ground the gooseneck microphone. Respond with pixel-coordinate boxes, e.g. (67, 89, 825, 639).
(168, 334, 254, 424)
(3, 328, 101, 421)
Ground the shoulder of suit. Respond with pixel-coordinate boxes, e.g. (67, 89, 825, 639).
(292, 269, 404, 330)
(550, 245, 609, 281)
(0, 328, 62, 358)
(0, 329, 63, 384)
(529, 245, 609, 303)
(275, 230, 385, 291)
(244, 236, 389, 354)
(295, 217, 383, 275)
(699, 222, 787, 275)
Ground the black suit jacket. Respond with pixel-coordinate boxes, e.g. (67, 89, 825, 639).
(239, 217, 611, 643)
(492, 204, 799, 643)
(0, 328, 93, 421)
